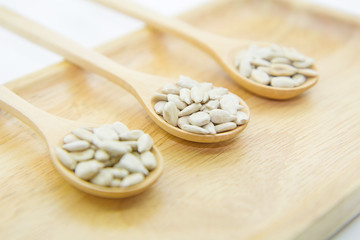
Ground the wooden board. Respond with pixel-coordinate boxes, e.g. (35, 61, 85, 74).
(1, 0, 359, 239)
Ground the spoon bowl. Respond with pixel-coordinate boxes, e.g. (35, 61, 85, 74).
(92, 0, 319, 100)
(149, 93, 249, 143)
(0, 7, 250, 143)
(219, 41, 319, 99)
(0, 85, 163, 198)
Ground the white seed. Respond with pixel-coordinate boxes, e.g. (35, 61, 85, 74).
(228, 92, 242, 102)
(178, 116, 190, 128)
(94, 126, 118, 141)
(154, 101, 167, 115)
(120, 173, 145, 187)
(155, 79, 248, 134)
(293, 58, 314, 68)
(119, 130, 144, 141)
(236, 111, 249, 125)
(69, 149, 95, 161)
(55, 147, 77, 170)
(102, 157, 120, 167)
(137, 134, 153, 153)
(101, 167, 129, 179)
(63, 134, 79, 144)
(200, 105, 207, 111)
(268, 49, 284, 59)
(112, 121, 129, 136)
(215, 122, 237, 133)
(209, 109, 236, 124)
(91, 135, 102, 148)
(110, 179, 122, 187)
(94, 149, 110, 161)
(179, 124, 209, 134)
(71, 128, 95, 142)
(98, 140, 132, 156)
(121, 141, 138, 150)
(284, 47, 306, 62)
(251, 69, 270, 85)
(257, 66, 270, 74)
(161, 83, 179, 95)
(177, 75, 198, 89)
(297, 68, 318, 77)
(220, 94, 241, 115)
(292, 74, 306, 87)
(255, 47, 273, 59)
(229, 93, 244, 111)
(250, 58, 271, 67)
(75, 160, 104, 180)
(271, 77, 296, 88)
(269, 44, 285, 59)
(239, 57, 252, 78)
(234, 50, 247, 67)
(270, 44, 282, 52)
(167, 94, 187, 110)
(190, 86, 204, 103)
(189, 112, 210, 126)
(202, 91, 209, 103)
(115, 153, 149, 175)
(140, 151, 157, 170)
(203, 100, 219, 110)
(179, 88, 192, 105)
(199, 82, 213, 92)
(203, 122, 216, 134)
(248, 43, 259, 54)
(90, 170, 113, 186)
(152, 92, 168, 102)
(163, 101, 179, 126)
(270, 63, 297, 76)
(271, 57, 291, 64)
(178, 103, 202, 117)
(62, 140, 90, 152)
(208, 87, 228, 100)
(56, 122, 158, 187)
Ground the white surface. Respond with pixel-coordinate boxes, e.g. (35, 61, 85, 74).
(0, 0, 359, 239)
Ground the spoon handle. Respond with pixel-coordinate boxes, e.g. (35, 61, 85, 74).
(0, 7, 163, 102)
(0, 85, 63, 139)
(92, 0, 232, 51)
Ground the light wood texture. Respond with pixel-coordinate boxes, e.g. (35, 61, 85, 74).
(92, 0, 318, 100)
(0, 0, 359, 239)
(0, 85, 163, 198)
(0, 7, 249, 143)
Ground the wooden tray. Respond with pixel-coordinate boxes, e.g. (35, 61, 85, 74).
(1, 0, 359, 239)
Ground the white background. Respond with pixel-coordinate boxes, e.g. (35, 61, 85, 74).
(0, 0, 359, 239)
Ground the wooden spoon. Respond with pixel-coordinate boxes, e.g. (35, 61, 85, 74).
(0, 7, 249, 143)
(0, 85, 163, 198)
(92, 0, 318, 100)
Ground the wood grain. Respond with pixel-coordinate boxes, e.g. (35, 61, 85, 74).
(1, 0, 359, 239)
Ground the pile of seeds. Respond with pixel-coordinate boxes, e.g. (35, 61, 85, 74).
(55, 122, 157, 188)
(152, 75, 249, 134)
(235, 44, 318, 88)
